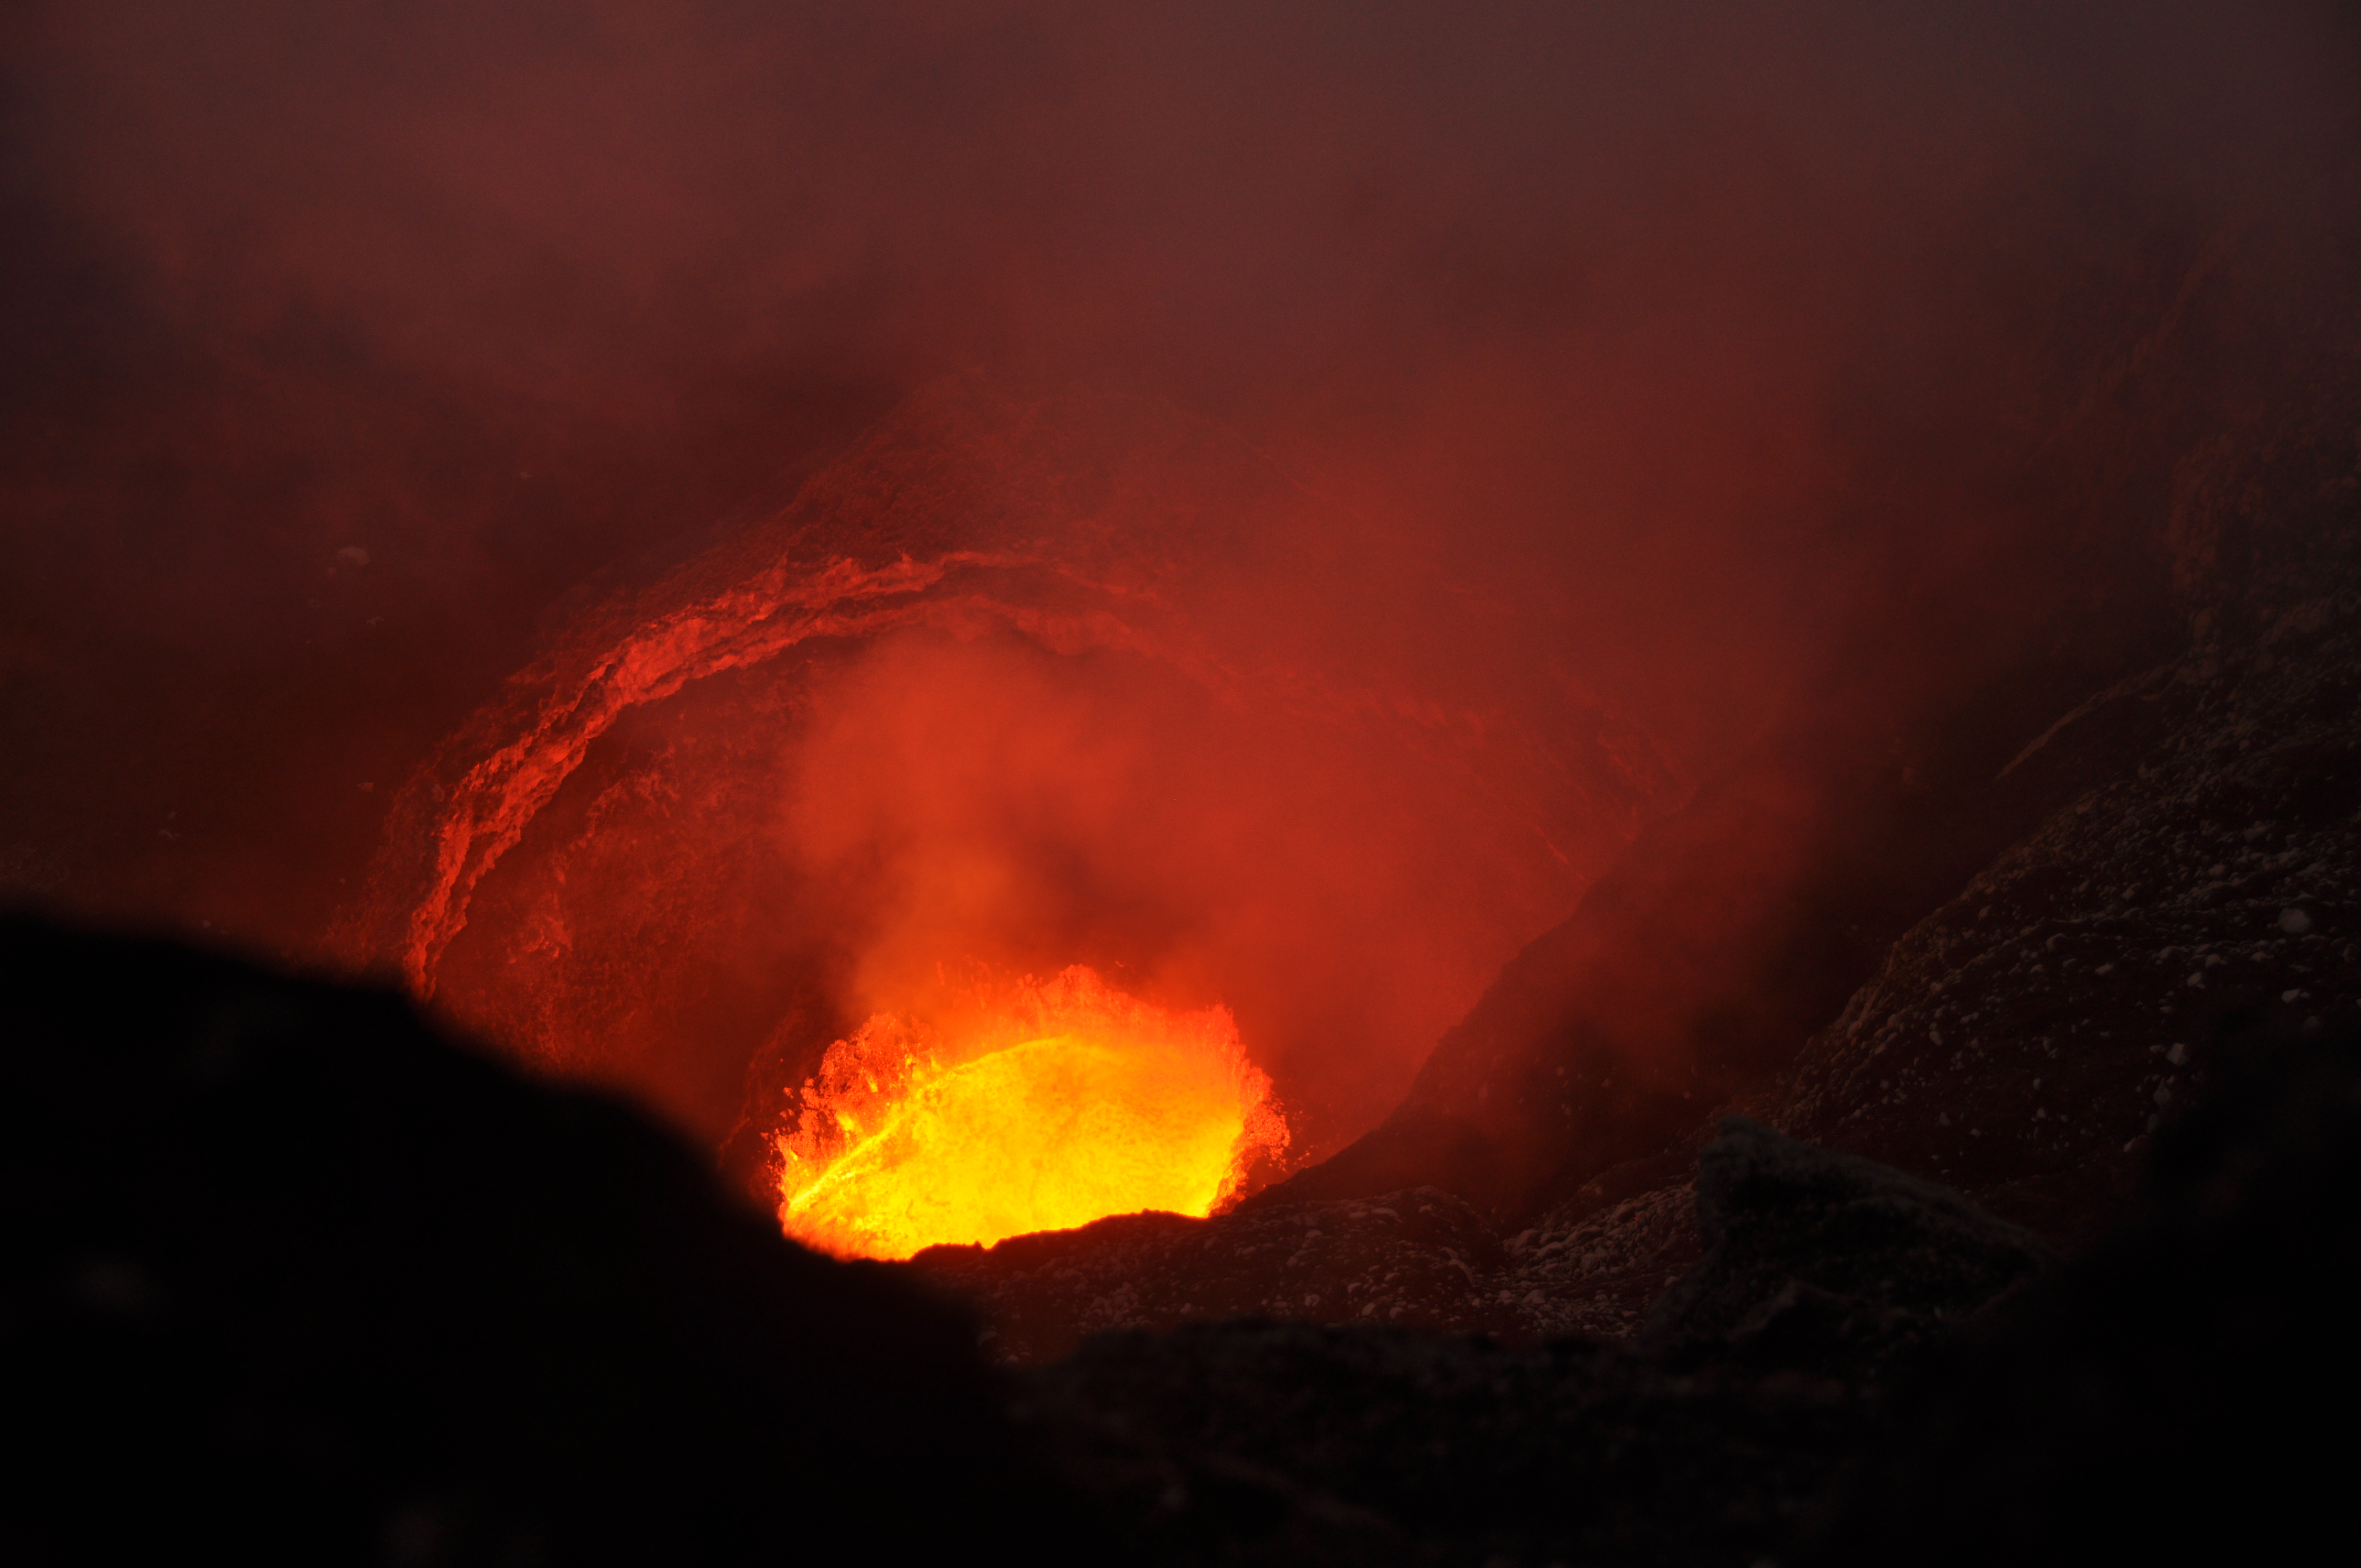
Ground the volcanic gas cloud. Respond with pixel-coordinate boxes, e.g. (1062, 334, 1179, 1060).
(343, 377, 1652, 1227)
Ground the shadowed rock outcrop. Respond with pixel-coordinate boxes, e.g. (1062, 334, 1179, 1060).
(1812, 1022, 2361, 1565)
(12, 914, 2356, 1567)
(1643, 1117, 2052, 1378)
(2, 916, 1091, 1565)
(1018, 1321, 1878, 1568)
(911, 1188, 1511, 1365)
(1011, 1021, 2361, 1566)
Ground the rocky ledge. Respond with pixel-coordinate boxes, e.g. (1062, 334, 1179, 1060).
(8, 914, 2357, 1564)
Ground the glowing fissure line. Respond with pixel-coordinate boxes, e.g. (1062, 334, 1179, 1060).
(394, 551, 1073, 992)
(783, 1035, 1078, 1223)
(379, 523, 1533, 997)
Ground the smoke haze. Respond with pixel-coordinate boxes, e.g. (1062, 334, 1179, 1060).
(4, 1, 2355, 1145)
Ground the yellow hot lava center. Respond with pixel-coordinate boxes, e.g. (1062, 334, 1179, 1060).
(775, 968, 1286, 1259)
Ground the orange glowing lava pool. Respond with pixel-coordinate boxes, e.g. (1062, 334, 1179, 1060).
(775, 966, 1287, 1259)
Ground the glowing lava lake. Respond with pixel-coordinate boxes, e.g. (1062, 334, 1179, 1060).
(773, 967, 1289, 1259)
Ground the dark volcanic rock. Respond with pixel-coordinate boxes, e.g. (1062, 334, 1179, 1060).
(1018, 1321, 1876, 1568)
(1738, 342, 2361, 1240)
(1756, 609, 2361, 1242)
(910, 1168, 1712, 1360)
(1644, 1117, 2052, 1378)
(1, 917, 1089, 1564)
(1015, 1022, 2361, 1566)
(1492, 1163, 1703, 1340)
(1812, 1022, 2361, 1564)
(908, 1188, 1514, 1364)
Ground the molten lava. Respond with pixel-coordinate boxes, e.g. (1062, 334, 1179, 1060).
(776, 967, 1287, 1259)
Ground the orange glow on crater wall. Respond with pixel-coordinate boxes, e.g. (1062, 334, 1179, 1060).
(776, 966, 1288, 1260)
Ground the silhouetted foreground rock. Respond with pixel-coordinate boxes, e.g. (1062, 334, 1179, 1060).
(1, 916, 1089, 1565)
(8, 913, 2354, 1564)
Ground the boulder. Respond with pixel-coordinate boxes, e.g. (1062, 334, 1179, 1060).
(1644, 1117, 2052, 1376)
